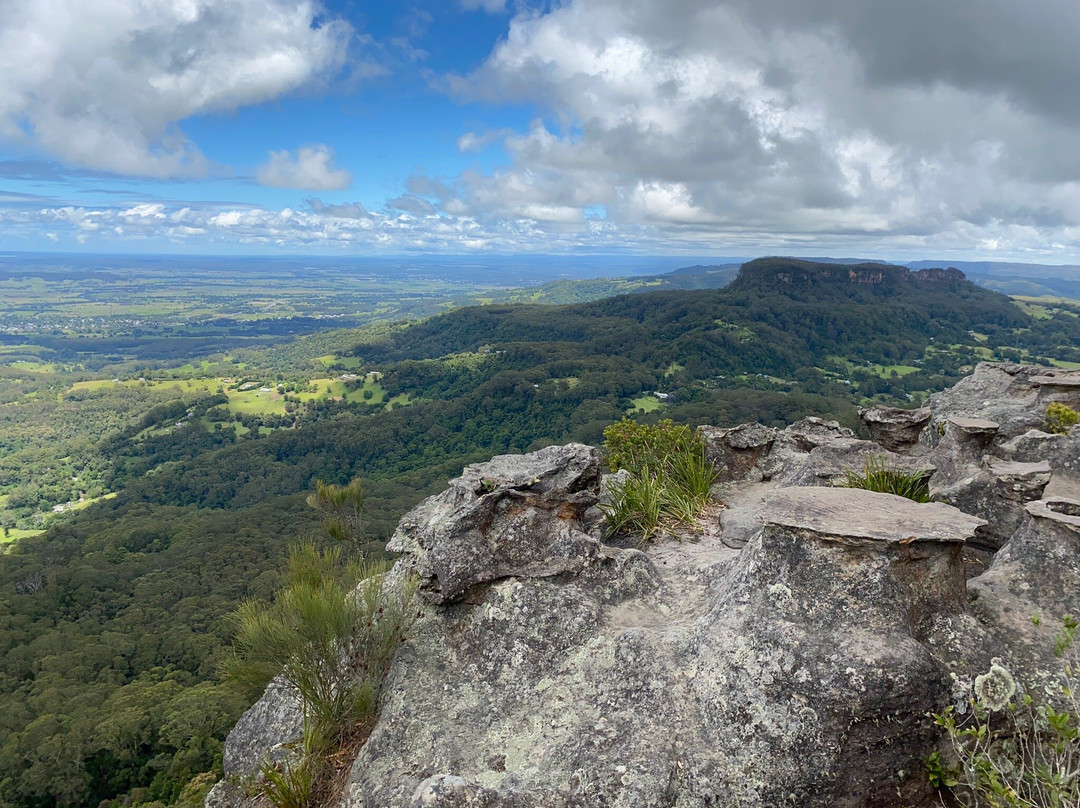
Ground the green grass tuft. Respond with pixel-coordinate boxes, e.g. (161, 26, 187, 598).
(844, 455, 932, 502)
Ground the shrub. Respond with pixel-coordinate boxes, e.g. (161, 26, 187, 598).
(930, 616, 1079, 807)
(601, 419, 718, 541)
(224, 544, 416, 748)
(1046, 402, 1079, 435)
(602, 418, 694, 474)
(224, 477, 418, 807)
(306, 477, 365, 548)
(844, 455, 932, 502)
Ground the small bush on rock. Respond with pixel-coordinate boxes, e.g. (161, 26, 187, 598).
(602, 418, 695, 474)
(844, 455, 932, 502)
(930, 616, 1079, 807)
(1046, 402, 1079, 435)
(601, 419, 718, 541)
(224, 480, 418, 807)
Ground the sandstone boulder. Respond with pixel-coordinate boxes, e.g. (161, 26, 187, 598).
(775, 437, 932, 488)
(758, 416, 856, 480)
(969, 496, 1080, 680)
(698, 422, 777, 482)
(932, 459, 1052, 552)
(923, 362, 1080, 446)
(340, 485, 983, 808)
(860, 404, 931, 453)
(388, 444, 603, 604)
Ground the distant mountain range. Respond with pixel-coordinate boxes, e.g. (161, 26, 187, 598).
(904, 260, 1080, 300)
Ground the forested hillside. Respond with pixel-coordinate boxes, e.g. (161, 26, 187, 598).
(3, 258, 1080, 808)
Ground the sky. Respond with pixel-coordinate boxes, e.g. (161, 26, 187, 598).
(1, 0, 1080, 260)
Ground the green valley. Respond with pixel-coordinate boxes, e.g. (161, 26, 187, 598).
(3, 256, 1080, 808)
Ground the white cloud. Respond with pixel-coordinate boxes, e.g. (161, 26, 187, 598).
(0, 0, 353, 177)
(432, 0, 1080, 255)
(6, 194, 1080, 261)
(256, 145, 353, 190)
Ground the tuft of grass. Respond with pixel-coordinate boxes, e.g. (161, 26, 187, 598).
(844, 455, 932, 502)
(603, 464, 667, 540)
(1046, 402, 1079, 435)
(259, 745, 320, 808)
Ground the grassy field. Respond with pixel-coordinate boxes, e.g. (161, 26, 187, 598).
(871, 364, 921, 377)
(67, 373, 402, 420)
(1, 527, 44, 545)
(827, 356, 923, 377)
(317, 354, 363, 369)
(628, 395, 665, 413)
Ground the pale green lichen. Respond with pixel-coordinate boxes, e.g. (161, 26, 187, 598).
(973, 660, 1016, 711)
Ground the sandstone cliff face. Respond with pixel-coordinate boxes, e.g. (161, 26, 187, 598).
(211, 362, 1080, 808)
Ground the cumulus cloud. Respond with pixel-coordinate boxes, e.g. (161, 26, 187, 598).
(0, 0, 353, 177)
(257, 145, 353, 190)
(433, 0, 1080, 255)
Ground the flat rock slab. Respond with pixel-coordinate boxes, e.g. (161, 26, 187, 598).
(764, 487, 985, 545)
(1027, 496, 1080, 528)
(987, 459, 1053, 479)
(1030, 374, 1080, 389)
(948, 416, 1000, 433)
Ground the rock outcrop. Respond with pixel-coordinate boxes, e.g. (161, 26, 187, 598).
(685, 488, 983, 807)
(213, 362, 1080, 808)
(860, 403, 931, 453)
(969, 496, 1080, 679)
(921, 363, 1080, 445)
(698, 422, 777, 483)
(386, 444, 603, 604)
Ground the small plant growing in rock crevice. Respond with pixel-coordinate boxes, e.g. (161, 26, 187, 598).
(601, 418, 719, 541)
(929, 616, 1080, 807)
(1046, 402, 1079, 435)
(844, 455, 932, 502)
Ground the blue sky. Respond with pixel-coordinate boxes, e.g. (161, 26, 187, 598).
(2, 0, 1080, 260)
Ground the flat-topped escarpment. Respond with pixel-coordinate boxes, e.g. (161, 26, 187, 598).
(735, 256, 967, 286)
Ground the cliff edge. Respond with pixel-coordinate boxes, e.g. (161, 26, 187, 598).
(210, 362, 1080, 808)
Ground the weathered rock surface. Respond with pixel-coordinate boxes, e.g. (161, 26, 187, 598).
(775, 437, 932, 488)
(698, 422, 777, 482)
(683, 488, 984, 808)
(1000, 429, 1080, 498)
(387, 444, 603, 604)
(860, 404, 931, 453)
(968, 497, 1080, 680)
(214, 363, 1080, 808)
(333, 484, 987, 808)
(222, 681, 302, 776)
(932, 460, 1052, 551)
(923, 362, 1080, 446)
